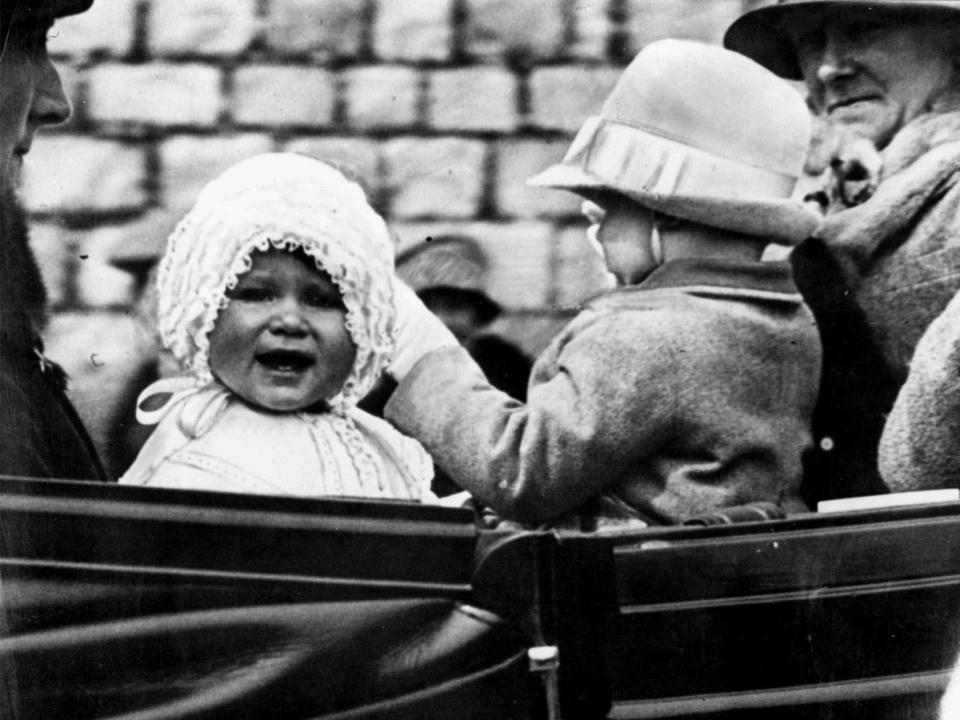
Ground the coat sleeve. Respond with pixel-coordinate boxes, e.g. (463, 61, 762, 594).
(385, 310, 681, 525)
(0, 371, 54, 479)
(879, 289, 960, 492)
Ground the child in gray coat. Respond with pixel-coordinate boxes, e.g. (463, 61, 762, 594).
(385, 40, 822, 529)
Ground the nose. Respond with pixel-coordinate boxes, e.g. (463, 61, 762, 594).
(269, 297, 309, 336)
(815, 31, 855, 86)
(30, 58, 71, 127)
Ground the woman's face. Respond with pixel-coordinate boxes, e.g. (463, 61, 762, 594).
(788, 11, 960, 148)
(208, 248, 357, 412)
(0, 17, 71, 194)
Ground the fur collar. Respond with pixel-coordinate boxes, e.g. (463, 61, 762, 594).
(0, 189, 47, 342)
(881, 111, 960, 178)
(0, 190, 66, 390)
(813, 111, 960, 272)
(806, 111, 960, 212)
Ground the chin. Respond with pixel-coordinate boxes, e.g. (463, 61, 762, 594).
(250, 393, 316, 413)
(827, 111, 898, 150)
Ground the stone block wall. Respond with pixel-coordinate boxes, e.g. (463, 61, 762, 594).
(30, 0, 749, 473)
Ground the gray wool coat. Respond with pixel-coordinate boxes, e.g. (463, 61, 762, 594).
(817, 111, 960, 381)
(879, 289, 960, 492)
(386, 258, 821, 527)
(796, 111, 960, 500)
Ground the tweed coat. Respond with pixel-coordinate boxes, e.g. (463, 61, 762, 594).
(878, 289, 960, 492)
(386, 258, 821, 528)
(793, 111, 960, 501)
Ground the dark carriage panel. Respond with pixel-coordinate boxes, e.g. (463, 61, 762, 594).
(591, 503, 960, 719)
(0, 477, 541, 720)
(0, 476, 478, 633)
(0, 599, 537, 720)
(5, 476, 960, 719)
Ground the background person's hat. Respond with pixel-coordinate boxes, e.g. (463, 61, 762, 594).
(528, 39, 819, 245)
(396, 235, 501, 323)
(724, 0, 960, 80)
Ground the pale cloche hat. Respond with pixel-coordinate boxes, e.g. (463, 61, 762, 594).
(528, 39, 819, 245)
(725, 0, 960, 80)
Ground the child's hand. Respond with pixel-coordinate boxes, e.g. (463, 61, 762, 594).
(388, 280, 458, 381)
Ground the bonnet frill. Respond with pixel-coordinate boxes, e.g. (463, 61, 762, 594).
(157, 152, 395, 411)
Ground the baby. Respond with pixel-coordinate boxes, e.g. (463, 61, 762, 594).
(120, 154, 433, 500)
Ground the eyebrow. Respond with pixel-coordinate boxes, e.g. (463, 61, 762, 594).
(235, 271, 273, 283)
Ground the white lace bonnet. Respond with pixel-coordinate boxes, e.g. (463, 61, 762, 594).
(156, 153, 395, 410)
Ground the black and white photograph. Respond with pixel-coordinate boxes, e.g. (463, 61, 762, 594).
(3, 0, 960, 717)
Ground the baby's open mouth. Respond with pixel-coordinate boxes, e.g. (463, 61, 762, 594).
(256, 349, 314, 372)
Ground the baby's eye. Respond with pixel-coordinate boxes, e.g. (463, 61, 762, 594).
(304, 290, 344, 309)
(230, 286, 274, 303)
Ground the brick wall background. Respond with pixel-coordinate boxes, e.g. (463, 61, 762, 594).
(31, 0, 750, 473)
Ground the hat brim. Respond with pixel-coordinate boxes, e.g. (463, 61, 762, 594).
(724, 0, 960, 79)
(531, 162, 819, 245)
(12, 0, 93, 24)
(417, 287, 502, 325)
(632, 192, 821, 246)
(528, 163, 610, 196)
(52, 0, 93, 18)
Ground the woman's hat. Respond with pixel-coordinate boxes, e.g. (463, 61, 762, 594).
(396, 236, 489, 296)
(528, 39, 819, 245)
(724, 0, 960, 80)
(395, 235, 502, 324)
(10, 0, 93, 22)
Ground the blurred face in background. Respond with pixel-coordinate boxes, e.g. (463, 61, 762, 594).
(0, 15, 71, 195)
(417, 290, 490, 342)
(787, 10, 960, 148)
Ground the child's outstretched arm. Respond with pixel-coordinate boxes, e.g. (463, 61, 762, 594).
(385, 295, 679, 527)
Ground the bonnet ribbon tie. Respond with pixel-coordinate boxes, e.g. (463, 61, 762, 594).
(135, 377, 232, 438)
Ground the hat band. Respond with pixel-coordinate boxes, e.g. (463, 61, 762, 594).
(564, 116, 798, 204)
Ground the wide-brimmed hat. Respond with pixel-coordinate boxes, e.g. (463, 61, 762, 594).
(528, 39, 818, 245)
(724, 0, 960, 80)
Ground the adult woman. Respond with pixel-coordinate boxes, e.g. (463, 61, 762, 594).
(726, 0, 960, 500)
(0, 0, 105, 481)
